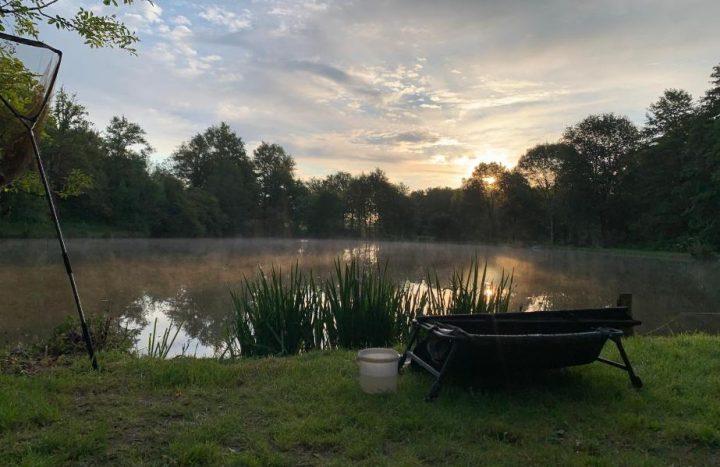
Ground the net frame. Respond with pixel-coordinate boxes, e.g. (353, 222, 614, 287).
(0, 31, 98, 370)
(0, 31, 62, 124)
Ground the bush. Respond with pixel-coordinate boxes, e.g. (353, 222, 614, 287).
(1, 314, 138, 374)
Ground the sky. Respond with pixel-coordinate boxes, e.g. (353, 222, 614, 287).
(36, 0, 720, 189)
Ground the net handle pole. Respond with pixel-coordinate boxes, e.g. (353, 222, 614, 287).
(26, 123, 99, 370)
(0, 30, 96, 369)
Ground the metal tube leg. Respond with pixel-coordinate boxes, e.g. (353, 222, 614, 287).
(399, 323, 420, 372)
(30, 130, 98, 370)
(612, 337, 642, 388)
(426, 342, 459, 401)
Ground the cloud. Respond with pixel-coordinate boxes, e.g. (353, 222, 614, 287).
(44, 0, 720, 189)
(172, 16, 192, 26)
(123, 2, 163, 32)
(354, 130, 439, 145)
(199, 6, 252, 32)
(286, 61, 380, 97)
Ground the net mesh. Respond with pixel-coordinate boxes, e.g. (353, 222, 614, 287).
(0, 35, 60, 186)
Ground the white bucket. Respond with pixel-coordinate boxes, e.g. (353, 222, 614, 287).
(357, 348, 400, 394)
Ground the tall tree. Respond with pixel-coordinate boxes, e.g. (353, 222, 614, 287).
(680, 62, 720, 248)
(644, 89, 695, 141)
(497, 170, 543, 242)
(172, 123, 250, 188)
(304, 172, 351, 237)
(562, 114, 641, 244)
(465, 162, 507, 241)
(100, 116, 158, 229)
(702, 63, 720, 112)
(410, 187, 460, 241)
(628, 90, 697, 244)
(370, 170, 412, 238)
(517, 143, 575, 243)
(103, 116, 152, 161)
(172, 123, 257, 234)
(42, 89, 100, 218)
(253, 142, 298, 236)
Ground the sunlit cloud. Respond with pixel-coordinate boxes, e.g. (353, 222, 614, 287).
(40, 0, 720, 189)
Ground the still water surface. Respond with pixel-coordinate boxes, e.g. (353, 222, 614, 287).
(1, 238, 718, 355)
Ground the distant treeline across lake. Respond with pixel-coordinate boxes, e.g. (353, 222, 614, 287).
(1, 63, 719, 253)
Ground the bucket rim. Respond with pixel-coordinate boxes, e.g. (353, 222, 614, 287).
(357, 347, 400, 363)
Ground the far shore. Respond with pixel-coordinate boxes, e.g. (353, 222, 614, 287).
(0, 224, 701, 261)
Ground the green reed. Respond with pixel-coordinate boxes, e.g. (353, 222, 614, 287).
(324, 259, 404, 349)
(147, 317, 184, 359)
(231, 263, 324, 356)
(229, 256, 515, 357)
(425, 255, 513, 315)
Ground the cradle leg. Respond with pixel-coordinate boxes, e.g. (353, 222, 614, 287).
(426, 342, 459, 401)
(399, 323, 420, 373)
(613, 336, 643, 388)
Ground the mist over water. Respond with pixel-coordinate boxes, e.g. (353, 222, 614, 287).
(2, 238, 719, 354)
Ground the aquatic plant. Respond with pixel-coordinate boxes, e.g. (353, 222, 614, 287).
(229, 256, 513, 357)
(424, 255, 513, 315)
(231, 263, 322, 356)
(147, 318, 184, 359)
(394, 281, 426, 343)
(324, 258, 404, 349)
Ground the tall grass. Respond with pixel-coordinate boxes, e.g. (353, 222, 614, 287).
(230, 263, 324, 356)
(425, 255, 513, 315)
(229, 256, 514, 357)
(324, 259, 402, 349)
(147, 318, 184, 359)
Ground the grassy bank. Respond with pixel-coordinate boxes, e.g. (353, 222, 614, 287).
(2, 335, 719, 465)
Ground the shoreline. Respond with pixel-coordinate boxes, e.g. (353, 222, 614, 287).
(0, 227, 699, 260)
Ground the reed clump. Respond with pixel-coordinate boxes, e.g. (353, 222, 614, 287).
(230, 263, 324, 357)
(229, 256, 514, 357)
(425, 255, 513, 315)
(146, 317, 185, 359)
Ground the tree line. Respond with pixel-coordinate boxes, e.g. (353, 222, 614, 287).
(1, 62, 719, 252)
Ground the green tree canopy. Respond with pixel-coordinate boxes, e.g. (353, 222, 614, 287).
(702, 63, 720, 112)
(253, 142, 297, 236)
(0, 0, 145, 51)
(172, 122, 251, 188)
(103, 115, 152, 161)
(562, 113, 640, 198)
(644, 89, 695, 141)
(171, 123, 257, 234)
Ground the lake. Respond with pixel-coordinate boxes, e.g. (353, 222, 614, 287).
(1, 238, 719, 356)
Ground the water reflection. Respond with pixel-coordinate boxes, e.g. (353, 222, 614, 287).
(125, 295, 215, 358)
(1, 238, 719, 355)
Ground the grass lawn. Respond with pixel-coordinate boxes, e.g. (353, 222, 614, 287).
(1, 335, 719, 465)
